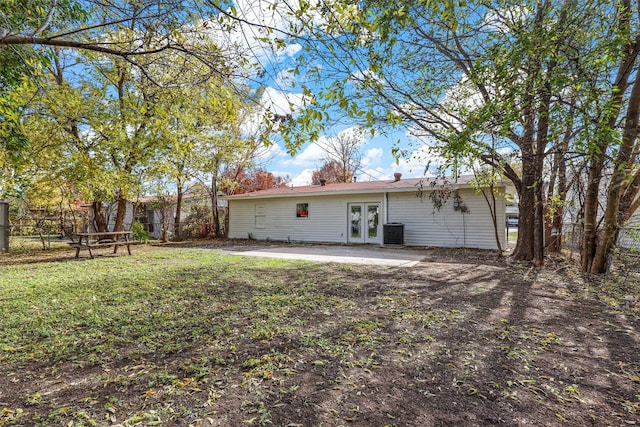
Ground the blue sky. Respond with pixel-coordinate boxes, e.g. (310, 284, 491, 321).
(202, 0, 451, 186)
(259, 128, 438, 186)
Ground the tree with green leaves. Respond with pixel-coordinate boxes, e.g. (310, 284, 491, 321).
(149, 70, 253, 238)
(271, 0, 599, 266)
(9, 3, 255, 234)
(1, 0, 248, 185)
(0, 0, 229, 84)
(579, 0, 640, 273)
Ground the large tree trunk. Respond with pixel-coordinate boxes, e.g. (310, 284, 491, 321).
(513, 157, 536, 261)
(92, 201, 109, 232)
(211, 170, 223, 238)
(590, 57, 640, 273)
(174, 181, 183, 240)
(512, 1, 560, 265)
(582, 163, 603, 272)
(112, 194, 127, 232)
(533, 98, 550, 266)
(582, 0, 637, 272)
(529, 0, 571, 265)
(513, 88, 538, 262)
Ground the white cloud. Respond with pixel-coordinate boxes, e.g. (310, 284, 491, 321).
(397, 145, 473, 178)
(281, 43, 302, 58)
(335, 126, 367, 143)
(254, 142, 286, 165)
(280, 141, 326, 167)
(396, 146, 454, 177)
(260, 86, 307, 117)
(193, 1, 316, 71)
(362, 147, 383, 168)
(352, 145, 455, 182)
(290, 168, 315, 186)
(274, 69, 297, 90)
(239, 86, 309, 140)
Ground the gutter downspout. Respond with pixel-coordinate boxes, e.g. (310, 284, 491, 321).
(385, 192, 389, 224)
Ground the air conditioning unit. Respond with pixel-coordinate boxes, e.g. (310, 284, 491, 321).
(383, 223, 404, 245)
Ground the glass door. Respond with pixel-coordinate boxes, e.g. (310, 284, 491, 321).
(366, 204, 380, 243)
(348, 203, 380, 244)
(349, 204, 364, 243)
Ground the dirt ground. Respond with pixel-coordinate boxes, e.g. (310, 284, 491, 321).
(1, 242, 639, 426)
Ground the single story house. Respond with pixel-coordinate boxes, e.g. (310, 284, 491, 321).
(222, 175, 506, 250)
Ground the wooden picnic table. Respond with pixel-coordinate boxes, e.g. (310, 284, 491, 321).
(69, 231, 133, 259)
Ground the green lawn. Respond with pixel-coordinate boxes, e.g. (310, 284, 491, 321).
(0, 247, 355, 426)
(1, 244, 639, 426)
(0, 248, 304, 366)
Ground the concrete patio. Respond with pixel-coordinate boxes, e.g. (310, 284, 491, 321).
(221, 244, 429, 267)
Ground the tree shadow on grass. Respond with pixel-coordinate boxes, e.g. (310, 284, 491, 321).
(1, 249, 639, 426)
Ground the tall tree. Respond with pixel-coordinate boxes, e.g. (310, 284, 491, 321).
(0, 1, 227, 84)
(311, 160, 354, 184)
(319, 127, 364, 183)
(221, 167, 288, 195)
(580, 0, 640, 273)
(273, 0, 593, 266)
(150, 68, 249, 238)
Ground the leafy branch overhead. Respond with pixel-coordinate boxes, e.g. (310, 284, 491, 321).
(2, 0, 640, 274)
(0, 1, 234, 84)
(271, 0, 640, 272)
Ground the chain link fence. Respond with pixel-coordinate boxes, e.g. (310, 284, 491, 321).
(5, 216, 227, 253)
(563, 223, 640, 252)
(563, 222, 640, 277)
(6, 220, 76, 252)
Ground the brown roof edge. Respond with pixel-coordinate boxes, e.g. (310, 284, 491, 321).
(222, 175, 507, 200)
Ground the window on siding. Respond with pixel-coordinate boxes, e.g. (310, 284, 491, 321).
(296, 203, 309, 218)
(255, 204, 266, 229)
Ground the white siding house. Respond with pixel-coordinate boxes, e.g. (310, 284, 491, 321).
(224, 176, 506, 250)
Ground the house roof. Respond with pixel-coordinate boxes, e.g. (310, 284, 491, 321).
(222, 175, 504, 200)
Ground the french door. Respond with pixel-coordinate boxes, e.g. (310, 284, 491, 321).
(348, 203, 381, 244)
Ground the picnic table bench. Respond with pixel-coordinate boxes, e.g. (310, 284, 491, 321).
(69, 231, 133, 259)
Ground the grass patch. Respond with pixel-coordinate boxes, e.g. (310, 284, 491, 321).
(0, 248, 308, 365)
(1, 244, 638, 426)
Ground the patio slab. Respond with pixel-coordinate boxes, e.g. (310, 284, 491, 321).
(222, 244, 428, 267)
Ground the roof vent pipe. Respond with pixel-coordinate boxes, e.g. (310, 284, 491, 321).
(353, 176, 357, 182)
(394, 172, 402, 182)
(319, 178, 327, 186)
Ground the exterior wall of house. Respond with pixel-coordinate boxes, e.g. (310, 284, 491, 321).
(386, 188, 505, 249)
(228, 187, 506, 249)
(228, 193, 385, 243)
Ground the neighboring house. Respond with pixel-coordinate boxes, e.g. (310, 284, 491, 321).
(506, 205, 519, 228)
(84, 193, 226, 239)
(222, 175, 506, 250)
